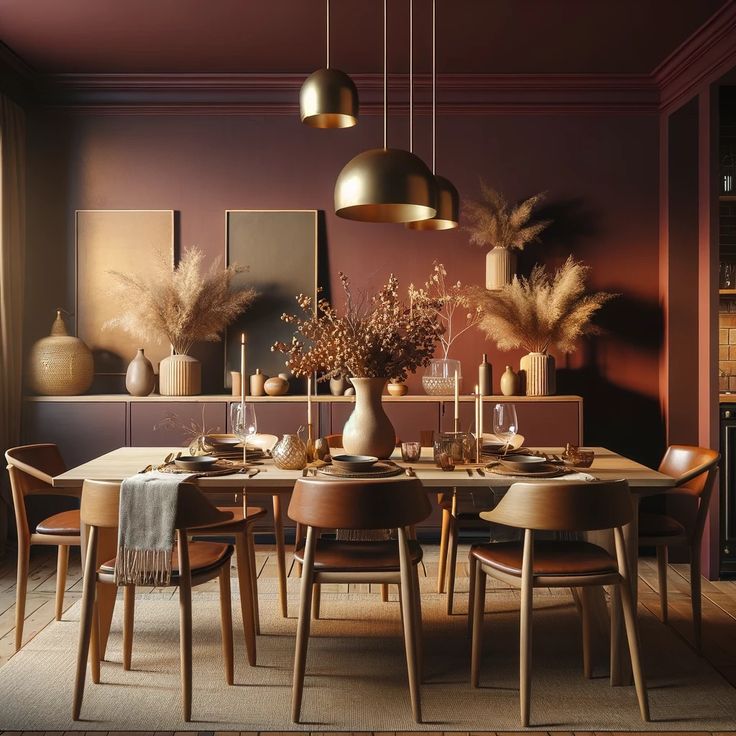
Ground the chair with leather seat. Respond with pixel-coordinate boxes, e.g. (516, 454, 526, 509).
(468, 479, 649, 727)
(72, 480, 236, 722)
(638, 444, 719, 650)
(5, 443, 80, 651)
(288, 476, 431, 723)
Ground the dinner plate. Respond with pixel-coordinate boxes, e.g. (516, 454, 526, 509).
(331, 454, 379, 473)
(317, 462, 404, 479)
(173, 455, 219, 471)
(498, 454, 548, 473)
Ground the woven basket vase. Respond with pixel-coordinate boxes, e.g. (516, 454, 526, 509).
(28, 310, 94, 396)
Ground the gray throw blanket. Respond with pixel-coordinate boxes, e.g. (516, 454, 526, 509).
(114, 471, 193, 587)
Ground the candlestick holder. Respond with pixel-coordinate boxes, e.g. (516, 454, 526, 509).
(306, 422, 316, 462)
(453, 417, 460, 433)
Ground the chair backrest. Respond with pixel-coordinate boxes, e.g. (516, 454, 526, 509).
(288, 477, 431, 530)
(480, 479, 632, 532)
(659, 445, 720, 498)
(325, 434, 343, 449)
(5, 443, 67, 497)
(81, 479, 232, 530)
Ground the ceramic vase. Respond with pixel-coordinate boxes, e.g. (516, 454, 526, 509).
(342, 377, 396, 459)
(264, 375, 289, 396)
(499, 365, 518, 396)
(28, 310, 94, 396)
(329, 375, 349, 396)
(250, 369, 267, 396)
(519, 352, 556, 396)
(159, 354, 201, 396)
(125, 348, 155, 396)
(486, 246, 516, 290)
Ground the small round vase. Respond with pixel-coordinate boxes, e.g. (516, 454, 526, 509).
(272, 433, 308, 470)
(329, 375, 349, 396)
(519, 352, 556, 396)
(264, 375, 289, 396)
(342, 377, 396, 459)
(159, 354, 201, 396)
(499, 365, 518, 396)
(486, 246, 517, 290)
(125, 348, 155, 396)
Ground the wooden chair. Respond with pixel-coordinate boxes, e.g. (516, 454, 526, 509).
(5, 444, 80, 651)
(468, 479, 649, 727)
(638, 444, 720, 650)
(287, 477, 431, 723)
(72, 480, 236, 722)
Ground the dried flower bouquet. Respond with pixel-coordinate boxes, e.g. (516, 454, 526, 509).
(105, 246, 256, 355)
(273, 272, 443, 381)
(468, 256, 615, 354)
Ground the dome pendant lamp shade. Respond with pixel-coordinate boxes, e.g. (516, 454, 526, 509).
(300, 0, 358, 128)
(334, 0, 437, 223)
(407, 0, 459, 230)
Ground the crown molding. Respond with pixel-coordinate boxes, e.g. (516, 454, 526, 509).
(655, 0, 736, 113)
(0, 41, 36, 102)
(35, 72, 659, 115)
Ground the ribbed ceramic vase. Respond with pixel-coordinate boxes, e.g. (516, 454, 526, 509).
(519, 352, 556, 396)
(342, 377, 396, 459)
(158, 354, 201, 396)
(125, 348, 155, 396)
(485, 246, 517, 290)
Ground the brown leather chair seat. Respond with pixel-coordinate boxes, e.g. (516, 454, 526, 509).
(36, 509, 81, 536)
(470, 540, 617, 577)
(193, 505, 267, 533)
(639, 512, 685, 538)
(100, 541, 233, 580)
(294, 538, 423, 572)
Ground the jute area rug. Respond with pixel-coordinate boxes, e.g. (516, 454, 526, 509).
(1, 586, 735, 731)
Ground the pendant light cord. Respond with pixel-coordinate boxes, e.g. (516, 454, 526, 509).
(326, 0, 330, 68)
(409, 0, 413, 153)
(383, 0, 387, 150)
(432, 0, 436, 174)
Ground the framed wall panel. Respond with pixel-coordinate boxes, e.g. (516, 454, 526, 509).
(225, 210, 317, 395)
(76, 209, 175, 375)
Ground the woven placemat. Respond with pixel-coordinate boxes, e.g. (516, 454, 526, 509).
(157, 460, 246, 477)
(489, 464, 567, 479)
(317, 462, 404, 479)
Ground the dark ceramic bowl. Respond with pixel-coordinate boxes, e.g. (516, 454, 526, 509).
(498, 454, 548, 473)
(331, 454, 379, 473)
(174, 455, 219, 471)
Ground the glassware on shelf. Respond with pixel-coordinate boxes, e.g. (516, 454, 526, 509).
(422, 358, 462, 396)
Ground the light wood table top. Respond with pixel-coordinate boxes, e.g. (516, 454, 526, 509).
(52, 445, 674, 492)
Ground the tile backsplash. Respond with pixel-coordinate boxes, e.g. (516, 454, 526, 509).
(719, 298, 736, 391)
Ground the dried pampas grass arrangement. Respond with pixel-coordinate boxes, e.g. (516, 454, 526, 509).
(464, 180, 550, 251)
(468, 256, 615, 354)
(105, 246, 257, 355)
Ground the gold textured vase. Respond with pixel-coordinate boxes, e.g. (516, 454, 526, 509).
(158, 354, 201, 396)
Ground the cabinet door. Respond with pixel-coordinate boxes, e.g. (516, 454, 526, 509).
(130, 401, 228, 447)
(22, 401, 127, 468)
(330, 401, 440, 445)
(441, 400, 581, 446)
(228, 401, 316, 438)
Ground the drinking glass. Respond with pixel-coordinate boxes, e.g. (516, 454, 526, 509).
(230, 402, 257, 447)
(401, 441, 422, 463)
(493, 403, 519, 451)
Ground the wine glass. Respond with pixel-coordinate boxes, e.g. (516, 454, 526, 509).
(493, 403, 519, 453)
(230, 402, 258, 454)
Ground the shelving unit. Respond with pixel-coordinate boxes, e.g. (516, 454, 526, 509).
(720, 289, 736, 296)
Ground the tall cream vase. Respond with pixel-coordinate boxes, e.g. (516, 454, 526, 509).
(342, 377, 396, 459)
(485, 246, 517, 290)
(159, 354, 201, 396)
(519, 352, 556, 396)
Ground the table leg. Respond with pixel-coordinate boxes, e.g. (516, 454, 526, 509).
(272, 494, 288, 618)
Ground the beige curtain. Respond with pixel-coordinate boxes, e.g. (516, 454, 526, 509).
(0, 94, 26, 555)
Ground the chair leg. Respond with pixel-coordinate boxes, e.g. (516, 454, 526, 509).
(247, 529, 260, 635)
(520, 530, 534, 727)
(218, 565, 234, 685)
(292, 526, 317, 723)
(446, 513, 458, 615)
(467, 553, 477, 638)
(411, 563, 424, 682)
(619, 579, 651, 721)
(609, 584, 623, 686)
(312, 583, 322, 619)
(72, 527, 98, 720)
(398, 527, 422, 723)
(691, 543, 702, 652)
(470, 560, 486, 688)
(437, 506, 451, 593)
(177, 533, 193, 722)
(123, 584, 135, 670)
(580, 587, 593, 679)
(272, 494, 288, 618)
(55, 544, 69, 621)
(235, 531, 257, 667)
(656, 545, 668, 623)
(14, 541, 30, 652)
(381, 582, 390, 602)
(90, 602, 101, 684)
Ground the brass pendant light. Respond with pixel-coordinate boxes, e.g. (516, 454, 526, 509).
(334, 0, 437, 223)
(300, 0, 358, 128)
(407, 0, 459, 230)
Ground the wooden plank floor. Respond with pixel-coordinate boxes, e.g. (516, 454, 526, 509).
(1, 544, 736, 735)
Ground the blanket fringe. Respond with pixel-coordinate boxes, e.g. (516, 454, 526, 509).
(114, 546, 172, 587)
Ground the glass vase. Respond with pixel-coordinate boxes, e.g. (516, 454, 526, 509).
(422, 358, 462, 396)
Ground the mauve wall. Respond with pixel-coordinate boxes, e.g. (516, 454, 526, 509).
(24, 110, 663, 463)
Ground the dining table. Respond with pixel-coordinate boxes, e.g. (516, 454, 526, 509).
(52, 444, 675, 686)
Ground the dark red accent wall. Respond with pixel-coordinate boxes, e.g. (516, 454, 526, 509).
(24, 110, 663, 463)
